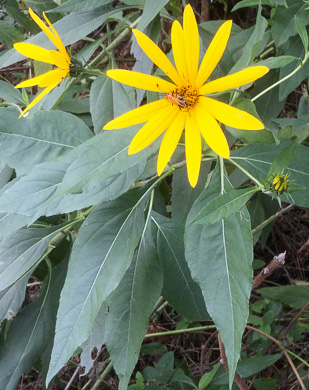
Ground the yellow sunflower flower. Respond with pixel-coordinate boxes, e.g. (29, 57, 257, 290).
(14, 8, 71, 118)
(104, 5, 269, 187)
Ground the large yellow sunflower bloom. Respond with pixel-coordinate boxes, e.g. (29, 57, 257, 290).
(14, 8, 71, 118)
(104, 5, 269, 187)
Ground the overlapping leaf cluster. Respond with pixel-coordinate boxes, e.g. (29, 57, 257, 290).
(0, 1, 309, 389)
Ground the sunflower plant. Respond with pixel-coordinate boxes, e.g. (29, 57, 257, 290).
(0, 2, 308, 390)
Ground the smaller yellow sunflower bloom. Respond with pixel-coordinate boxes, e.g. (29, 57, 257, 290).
(104, 5, 269, 187)
(270, 173, 289, 195)
(14, 8, 71, 118)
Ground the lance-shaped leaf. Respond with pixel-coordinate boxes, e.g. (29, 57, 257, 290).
(47, 187, 152, 384)
(0, 226, 63, 291)
(105, 220, 163, 389)
(0, 108, 93, 176)
(152, 212, 208, 321)
(0, 213, 32, 239)
(185, 163, 253, 386)
(189, 187, 259, 225)
(0, 261, 67, 390)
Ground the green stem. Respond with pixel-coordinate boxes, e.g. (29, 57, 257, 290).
(251, 203, 293, 235)
(90, 361, 114, 390)
(144, 324, 216, 338)
(252, 51, 309, 102)
(88, 16, 141, 68)
(228, 158, 264, 188)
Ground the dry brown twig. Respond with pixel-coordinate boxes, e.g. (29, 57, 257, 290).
(253, 251, 286, 289)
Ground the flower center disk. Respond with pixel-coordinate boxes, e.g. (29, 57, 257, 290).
(165, 85, 199, 111)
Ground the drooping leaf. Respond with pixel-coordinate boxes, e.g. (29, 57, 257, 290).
(0, 261, 67, 390)
(136, 0, 169, 32)
(50, 0, 112, 13)
(0, 108, 93, 176)
(105, 220, 163, 390)
(0, 213, 32, 239)
(47, 187, 152, 384)
(258, 285, 309, 308)
(0, 81, 24, 104)
(185, 163, 253, 386)
(152, 212, 208, 321)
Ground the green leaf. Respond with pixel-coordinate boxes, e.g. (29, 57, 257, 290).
(0, 21, 24, 48)
(171, 163, 210, 225)
(185, 163, 253, 386)
(271, 2, 309, 47)
(0, 261, 67, 390)
(230, 6, 267, 72)
(50, 0, 112, 13)
(231, 141, 309, 207)
(5, 0, 39, 33)
(189, 187, 259, 225)
(258, 285, 309, 308)
(295, 15, 308, 53)
(0, 213, 32, 239)
(253, 378, 277, 390)
(0, 274, 28, 322)
(257, 55, 300, 69)
(136, 0, 169, 32)
(266, 141, 296, 180)
(198, 363, 220, 389)
(0, 6, 130, 69)
(90, 76, 136, 134)
(0, 226, 62, 291)
(0, 81, 24, 104)
(105, 220, 163, 390)
(47, 187, 152, 384)
(152, 213, 208, 321)
(232, 0, 269, 11)
(0, 108, 93, 176)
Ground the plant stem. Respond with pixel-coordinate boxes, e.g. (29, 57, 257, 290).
(144, 324, 216, 338)
(252, 51, 309, 102)
(228, 158, 264, 188)
(90, 361, 114, 390)
(251, 204, 293, 235)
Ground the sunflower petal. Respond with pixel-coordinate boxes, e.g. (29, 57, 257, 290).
(196, 20, 232, 88)
(29, 8, 69, 61)
(157, 111, 186, 175)
(106, 69, 176, 93)
(183, 5, 199, 85)
(38, 68, 68, 87)
(185, 110, 202, 188)
(132, 29, 182, 85)
(42, 11, 70, 62)
(171, 20, 188, 83)
(15, 69, 56, 88)
(128, 104, 179, 154)
(199, 96, 264, 130)
(194, 103, 229, 158)
(18, 78, 61, 118)
(14, 43, 66, 68)
(199, 66, 269, 95)
(50, 50, 70, 70)
(103, 99, 169, 130)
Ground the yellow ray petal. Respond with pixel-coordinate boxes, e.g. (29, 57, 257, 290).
(29, 8, 69, 62)
(14, 43, 66, 68)
(128, 104, 179, 154)
(38, 68, 68, 87)
(199, 66, 269, 95)
(18, 78, 61, 118)
(132, 29, 182, 85)
(194, 103, 229, 158)
(50, 50, 70, 70)
(157, 111, 186, 175)
(185, 110, 202, 188)
(104, 99, 169, 130)
(199, 96, 264, 130)
(196, 20, 232, 88)
(106, 69, 176, 93)
(15, 69, 58, 88)
(183, 4, 199, 85)
(171, 20, 188, 83)
(42, 11, 70, 63)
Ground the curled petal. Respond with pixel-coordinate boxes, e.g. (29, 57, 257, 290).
(106, 69, 176, 93)
(199, 97, 264, 130)
(199, 66, 269, 95)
